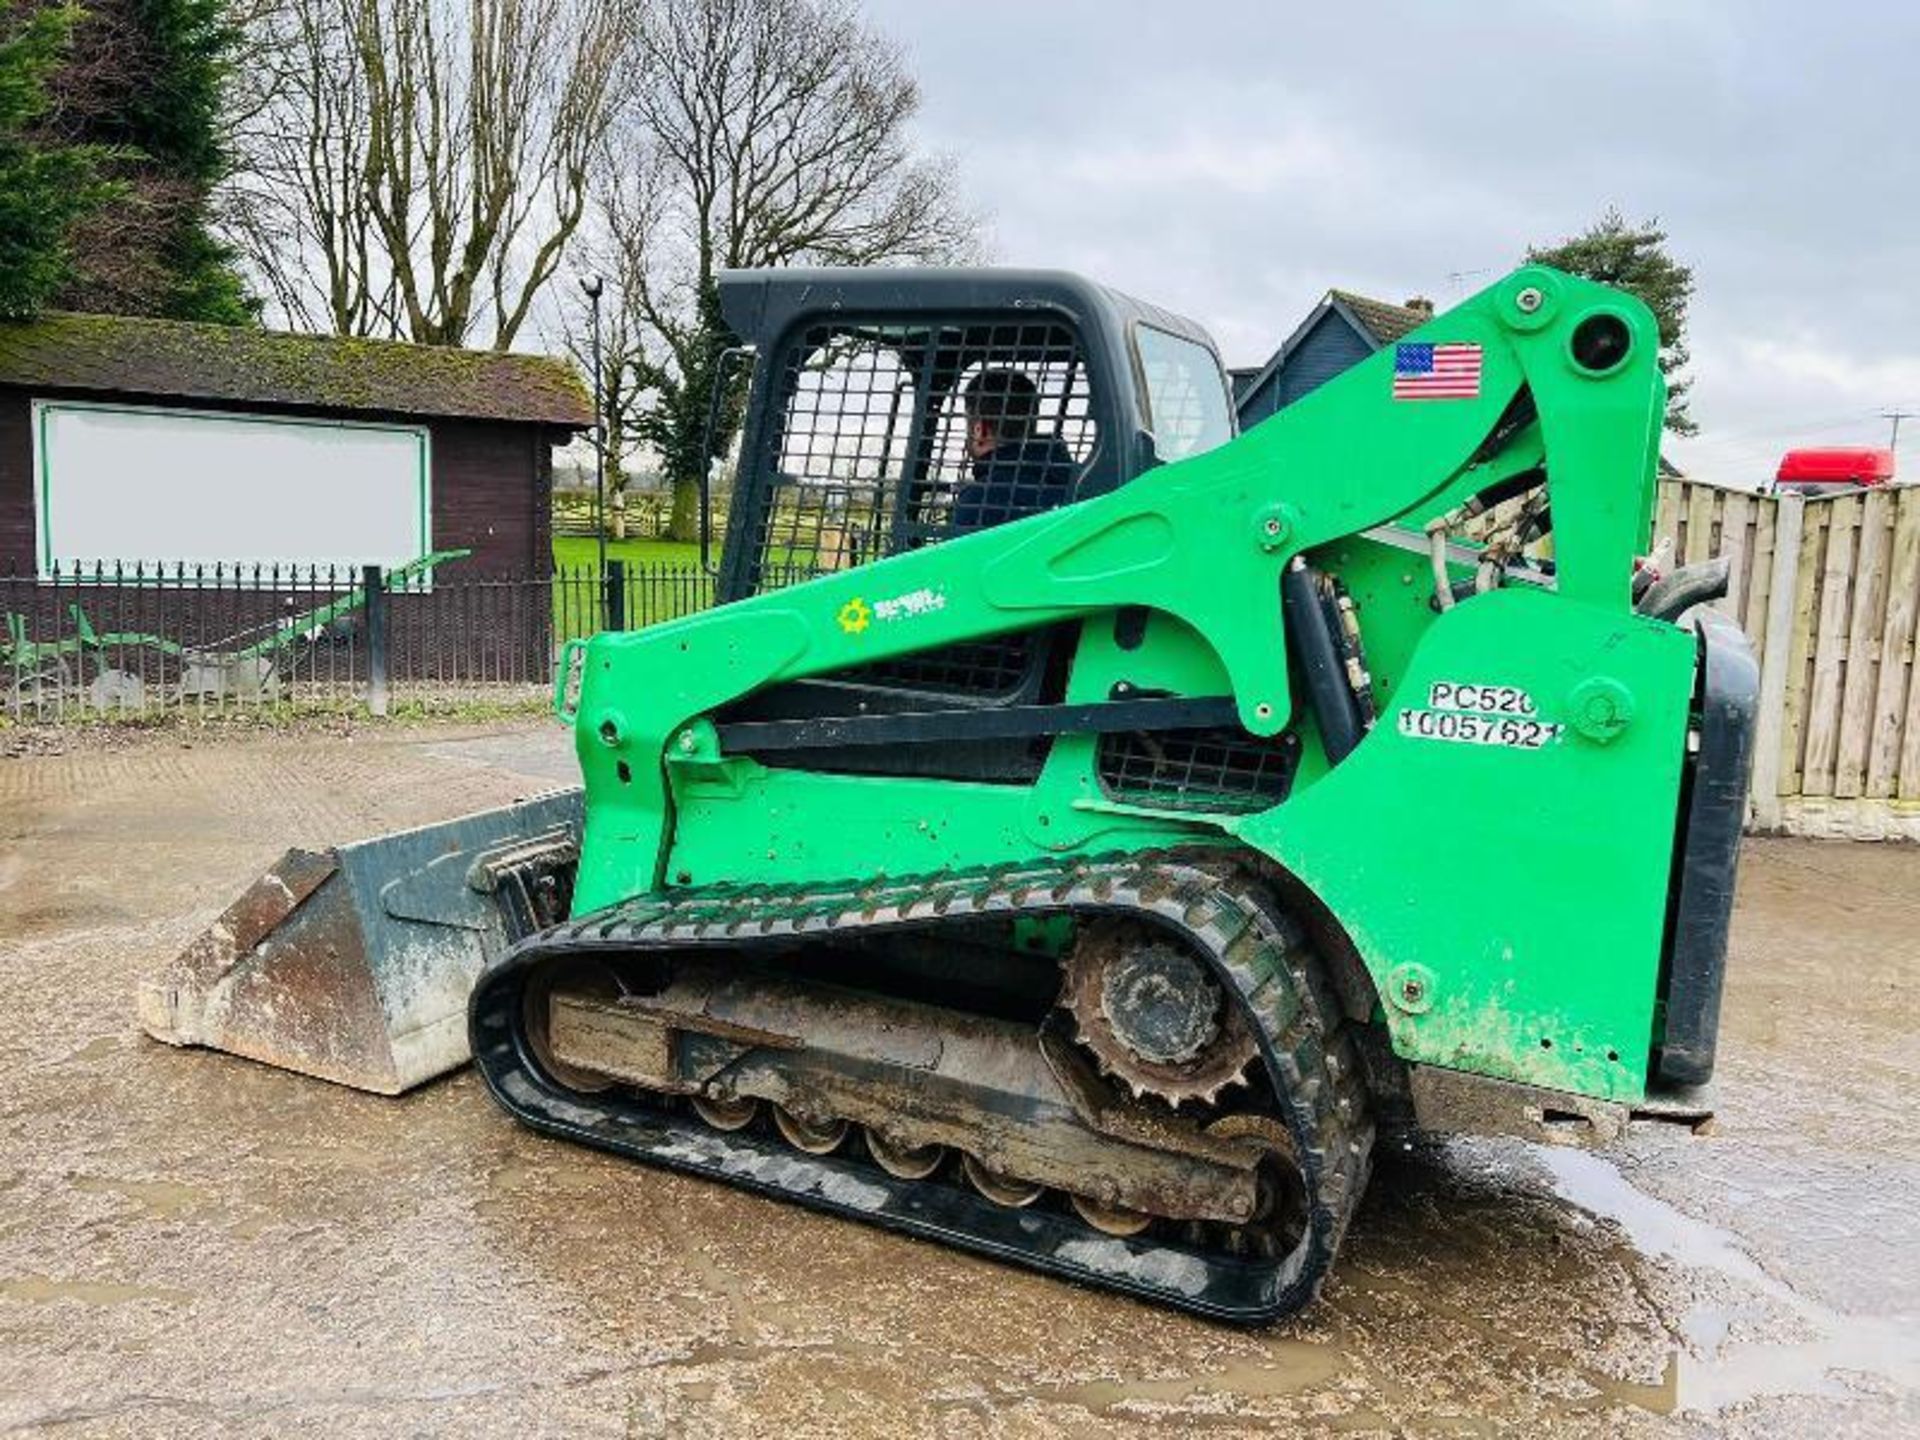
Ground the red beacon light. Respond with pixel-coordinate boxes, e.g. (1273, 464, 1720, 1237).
(1774, 447, 1896, 494)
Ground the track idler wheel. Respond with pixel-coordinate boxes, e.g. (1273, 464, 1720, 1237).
(773, 1107, 849, 1155)
(864, 1128, 945, 1180)
(691, 1094, 760, 1132)
(961, 1154, 1043, 1208)
(524, 961, 618, 1095)
(1206, 1113, 1309, 1259)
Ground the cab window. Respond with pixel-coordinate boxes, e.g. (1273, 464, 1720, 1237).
(1136, 325, 1234, 462)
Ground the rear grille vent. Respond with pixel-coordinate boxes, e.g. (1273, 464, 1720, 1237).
(1096, 728, 1300, 813)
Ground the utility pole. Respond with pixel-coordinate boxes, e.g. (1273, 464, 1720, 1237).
(1884, 408, 1915, 453)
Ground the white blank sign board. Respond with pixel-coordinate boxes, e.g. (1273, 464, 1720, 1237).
(34, 401, 430, 576)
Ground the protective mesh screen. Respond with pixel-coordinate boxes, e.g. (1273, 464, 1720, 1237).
(1096, 728, 1298, 813)
(748, 319, 1098, 696)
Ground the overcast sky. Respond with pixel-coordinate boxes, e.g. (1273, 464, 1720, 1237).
(863, 0, 1918, 482)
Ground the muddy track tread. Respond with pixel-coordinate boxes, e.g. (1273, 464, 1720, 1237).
(469, 851, 1374, 1323)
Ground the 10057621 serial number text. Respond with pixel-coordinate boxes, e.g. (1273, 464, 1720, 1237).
(1396, 709, 1565, 749)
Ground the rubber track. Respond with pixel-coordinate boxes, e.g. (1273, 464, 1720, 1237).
(468, 854, 1375, 1323)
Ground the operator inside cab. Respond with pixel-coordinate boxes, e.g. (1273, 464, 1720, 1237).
(949, 368, 1081, 533)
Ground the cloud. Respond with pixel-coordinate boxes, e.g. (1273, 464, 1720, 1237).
(1672, 334, 1918, 482)
(1730, 338, 1920, 402)
(866, 0, 1920, 466)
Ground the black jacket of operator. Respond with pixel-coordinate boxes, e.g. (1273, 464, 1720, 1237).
(949, 436, 1080, 533)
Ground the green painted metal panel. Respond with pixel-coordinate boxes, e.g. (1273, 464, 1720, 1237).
(1238, 588, 1694, 1102)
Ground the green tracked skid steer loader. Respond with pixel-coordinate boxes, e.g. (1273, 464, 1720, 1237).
(141, 263, 1757, 1322)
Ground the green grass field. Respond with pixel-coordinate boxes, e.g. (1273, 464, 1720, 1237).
(550, 533, 715, 639)
(551, 535, 703, 570)
(550, 524, 839, 636)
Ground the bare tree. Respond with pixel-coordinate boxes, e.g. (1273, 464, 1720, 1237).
(227, 0, 631, 349)
(219, 0, 380, 333)
(591, 0, 980, 541)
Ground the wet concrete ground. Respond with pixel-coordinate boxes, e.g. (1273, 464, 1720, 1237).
(0, 720, 1916, 1436)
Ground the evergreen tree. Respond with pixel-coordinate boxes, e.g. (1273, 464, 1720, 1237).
(38, 0, 254, 323)
(1528, 209, 1696, 435)
(0, 5, 112, 318)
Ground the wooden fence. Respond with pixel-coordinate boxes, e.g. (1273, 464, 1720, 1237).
(1653, 478, 1920, 839)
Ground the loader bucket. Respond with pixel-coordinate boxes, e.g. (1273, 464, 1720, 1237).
(138, 789, 582, 1094)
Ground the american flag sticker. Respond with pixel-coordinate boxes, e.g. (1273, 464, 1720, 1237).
(1393, 342, 1483, 400)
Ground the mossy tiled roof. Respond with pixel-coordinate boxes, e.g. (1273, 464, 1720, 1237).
(0, 312, 592, 428)
(1327, 290, 1430, 347)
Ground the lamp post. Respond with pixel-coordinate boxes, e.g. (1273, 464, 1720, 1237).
(580, 274, 607, 606)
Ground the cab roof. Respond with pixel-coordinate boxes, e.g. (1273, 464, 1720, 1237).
(716, 266, 1221, 359)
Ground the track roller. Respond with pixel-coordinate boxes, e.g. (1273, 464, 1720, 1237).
(962, 1154, 1044, 1208)
(864, 1129, 945, 1180)
(1070, 1194, 1153, 1237)
(691, 1094, 759, 1132)
(774, 1107, 849, 1154)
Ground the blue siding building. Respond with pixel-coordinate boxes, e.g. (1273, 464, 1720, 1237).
(1232, 290, 1433, 429)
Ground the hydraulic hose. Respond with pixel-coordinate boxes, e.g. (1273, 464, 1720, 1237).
(1283, 558, 1363, 764)
(1427, 523, 1455, 611)
(1636, 557, 1730, 622)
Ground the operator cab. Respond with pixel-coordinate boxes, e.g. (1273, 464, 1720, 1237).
(714, 268, 1235, 602)
(707, 268, 1238, 780)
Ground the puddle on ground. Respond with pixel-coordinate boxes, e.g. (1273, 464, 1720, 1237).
(0, 1275, 190, 1306)
(1538, 1147, 1920, 1413)
(72, 1175, 211, 1219)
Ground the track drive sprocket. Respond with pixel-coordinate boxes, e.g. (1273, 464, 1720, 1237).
(1061, 917, 1258, 1108)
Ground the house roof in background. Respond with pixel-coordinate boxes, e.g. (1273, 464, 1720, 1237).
(1237, 287, 1433, 404)
(0, 312, 592, 429)
(1326, 289, 1430, 347)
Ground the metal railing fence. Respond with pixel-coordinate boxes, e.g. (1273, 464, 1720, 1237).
(1, 560, 717, 721)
